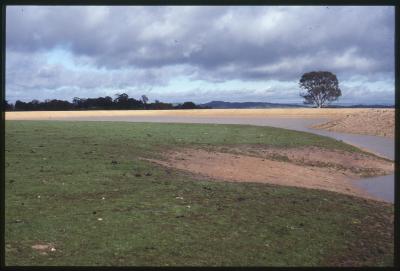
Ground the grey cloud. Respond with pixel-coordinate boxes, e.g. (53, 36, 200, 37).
(6, 6, 394, 103)
(6, 50, 178, 101)
(7, 6, 394, 75)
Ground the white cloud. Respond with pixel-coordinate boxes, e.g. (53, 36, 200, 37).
(5, 6, 395, 104)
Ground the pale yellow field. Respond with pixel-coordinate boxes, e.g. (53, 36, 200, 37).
(4, 108, 379, 119)
(6, 108, 394, 138)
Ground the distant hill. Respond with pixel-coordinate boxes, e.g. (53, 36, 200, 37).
(199, 101, 395, 109)
(326, 104, 395, 108)
(200, 101, 306, 109)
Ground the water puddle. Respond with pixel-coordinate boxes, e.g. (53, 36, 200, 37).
(352, 174, 394, 203)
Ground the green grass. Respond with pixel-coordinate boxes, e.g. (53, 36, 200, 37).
(5, 121, 393, 266)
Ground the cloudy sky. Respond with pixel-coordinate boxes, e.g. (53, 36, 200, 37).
(6, 6, 395, 104)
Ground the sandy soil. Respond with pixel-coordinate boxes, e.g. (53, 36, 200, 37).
(312, 109, 394, 138)
(211, 145, 394, 177)
(6, 108, 394, 138)
(142, 147, 394, 201)
(31, 243, 57, 255)
(5, 108, 377, 119)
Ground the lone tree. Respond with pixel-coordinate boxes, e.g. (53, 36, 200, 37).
(299, 71, 341, 108)
(141, 95, 149, 109)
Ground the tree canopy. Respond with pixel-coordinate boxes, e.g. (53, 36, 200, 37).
(6, 93, 207, 111)
(299, 71, 342, 108)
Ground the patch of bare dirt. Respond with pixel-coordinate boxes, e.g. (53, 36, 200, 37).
(312, 109, 394, 138)
(4, 108, 372, 120)
(31, 243, 57, 255)
(211, 145, 394, 177)
(142, 147, 394, 201)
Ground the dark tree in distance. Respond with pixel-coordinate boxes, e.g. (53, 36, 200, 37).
(4, 100, 14, 111)
(141, 95, 149, 109)
(15, 100, 27, 111)
(10, 93, 204, 111)
(114, 93, 129, 109)
(114, 93, 129, 103)
(299, 71, 341, 108)
(149, 100, 174, 110)
(179, 101, 197, 109)
(72, 97, 82, 108)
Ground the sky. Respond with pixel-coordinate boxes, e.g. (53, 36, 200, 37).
(6, 6, 395, 104)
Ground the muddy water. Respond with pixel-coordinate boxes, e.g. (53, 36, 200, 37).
(46, 115, 395, 203)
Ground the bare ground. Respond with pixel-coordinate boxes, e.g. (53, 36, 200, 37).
(142, 146, 394, 202)
(210, 145, 394, 177)
(31, 243, 57, 255)
(312, 109, 394, 138)
(6, 108, 394, 138)
(4, 108, 384, 119)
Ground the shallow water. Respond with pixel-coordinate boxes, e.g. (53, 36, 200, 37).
(50, 115, 395, 203)
(353, 175, 394, 203)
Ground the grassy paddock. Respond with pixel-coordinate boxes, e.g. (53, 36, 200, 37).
(5, 121, 393, 266)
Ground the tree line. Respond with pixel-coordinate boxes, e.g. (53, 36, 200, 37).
(4, 93, 209, 111)
(4, 71, 346, 111)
